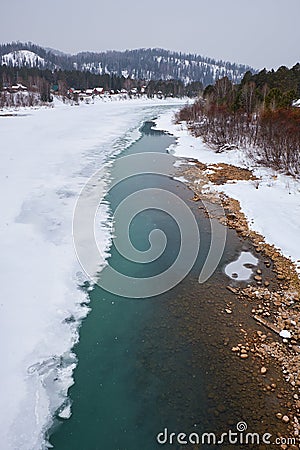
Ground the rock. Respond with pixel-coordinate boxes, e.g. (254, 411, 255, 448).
(231, 346, 240, 352)
(225, 308, 232, 314)
(260, 367, 267, 374)
(227, 213, 237, 220)
(240, 353, 248, 359)
(254, 275, 262, 281)
(282, 415, 290, 423)
(217, 404, 226, 413)
(276, 413, 283, 419)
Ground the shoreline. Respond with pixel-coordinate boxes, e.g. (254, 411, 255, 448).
(154, 109, 300, 272)
(177, 159, 300, 442)
(153, 113, 300, 444)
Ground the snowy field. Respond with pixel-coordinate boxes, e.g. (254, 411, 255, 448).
(0, 98, 186, 450)
(155, 110, 300, 272)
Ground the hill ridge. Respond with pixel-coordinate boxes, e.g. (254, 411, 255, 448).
(0, 41, 255, 86)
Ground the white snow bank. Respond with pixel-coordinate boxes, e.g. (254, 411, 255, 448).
(216, 177, 300, 269)
(0, 98, 185, 450)
(154, 110, 300, 272)
(154, 109, 250, 167)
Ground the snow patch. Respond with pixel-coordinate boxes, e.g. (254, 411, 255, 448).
(225, 251, 258, 281)
(1, 50, 46, 67)
(279, 330, 292, 339)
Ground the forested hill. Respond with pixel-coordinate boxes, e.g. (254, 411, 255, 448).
(0, 42, 255, 86)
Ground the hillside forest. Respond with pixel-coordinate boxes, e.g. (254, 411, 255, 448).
(177, 64, 300, 177)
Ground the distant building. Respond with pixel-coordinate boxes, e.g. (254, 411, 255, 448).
(5, 83, 28, 93)
(93, 87, 104, 95)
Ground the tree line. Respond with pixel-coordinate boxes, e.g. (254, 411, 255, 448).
(0, 64, 204, 108)
(177, 64, 300, 177)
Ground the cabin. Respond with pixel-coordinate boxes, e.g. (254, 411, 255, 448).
(51, 84, 59, 93)
(5, 83, 28, 93)
(93, 87, 104, 95)
(130, 88, 138, 96)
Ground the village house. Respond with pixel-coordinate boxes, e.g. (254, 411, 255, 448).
(93, 87, 104, 95)
(2, 83, 28, 93)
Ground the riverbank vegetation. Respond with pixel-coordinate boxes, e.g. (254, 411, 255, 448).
(176, 64, 300, 177)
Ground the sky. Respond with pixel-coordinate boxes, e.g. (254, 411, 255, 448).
(0, 0, 299, 70)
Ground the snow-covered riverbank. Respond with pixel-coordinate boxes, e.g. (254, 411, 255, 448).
(0, 98, 186, 450)
(154, 110, 300, 273)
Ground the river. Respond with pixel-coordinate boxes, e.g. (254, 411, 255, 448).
(49, 120, 286, 450)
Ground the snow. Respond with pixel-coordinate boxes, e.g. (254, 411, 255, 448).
(154, 110, 300, 273)
(225, 251, 258, 281)
(121, 69, 129, 78)
(1, 50, 46, 67)
(215, 177, 300, 267)
(0, 97, 186, 450)
(173, 175, 189, 183)
(279, 330, 292, 339)
(292, 99, 300, 107)
(57, 403, 72, 420)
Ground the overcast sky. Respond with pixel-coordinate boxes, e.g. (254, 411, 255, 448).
(0, 0, 299, 70)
